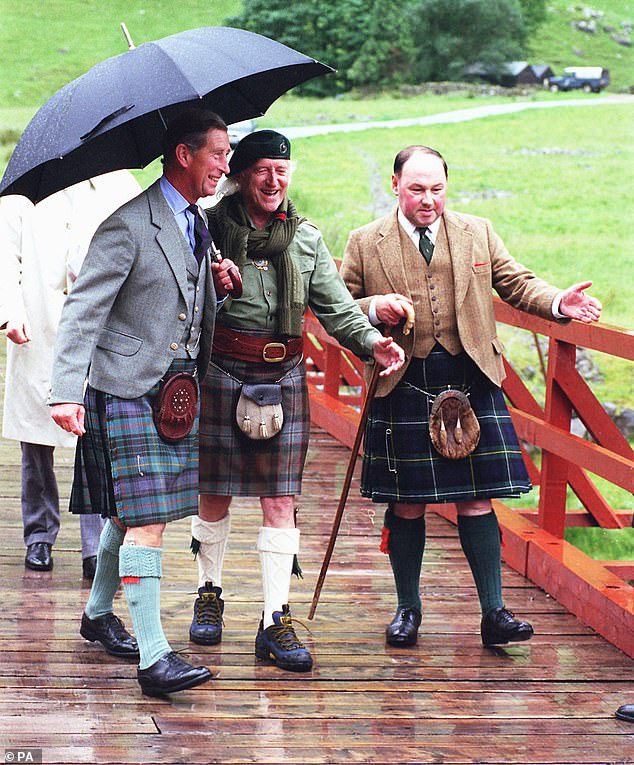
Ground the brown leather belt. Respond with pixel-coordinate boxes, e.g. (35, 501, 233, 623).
(212, 325, 303, 363)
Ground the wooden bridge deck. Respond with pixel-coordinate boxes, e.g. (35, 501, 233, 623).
(1, 425, 633, 764)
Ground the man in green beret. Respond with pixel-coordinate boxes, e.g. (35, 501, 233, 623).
(187, 130, 405, 672)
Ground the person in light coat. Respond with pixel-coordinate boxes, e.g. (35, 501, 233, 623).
(0, 171, 142, 577)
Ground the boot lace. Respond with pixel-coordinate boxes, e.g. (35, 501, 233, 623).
(194, 591, 223, 626)
(268, 612, 311, 650)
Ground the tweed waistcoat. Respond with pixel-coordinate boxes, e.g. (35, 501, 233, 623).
(398, 220, 463, 359)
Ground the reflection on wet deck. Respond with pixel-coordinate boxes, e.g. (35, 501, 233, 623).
(1, 426, 632, 764)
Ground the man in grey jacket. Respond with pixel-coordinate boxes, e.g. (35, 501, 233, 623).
(49, 108, 237, 697)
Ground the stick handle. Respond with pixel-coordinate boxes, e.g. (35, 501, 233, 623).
(307, 360, 382, 620)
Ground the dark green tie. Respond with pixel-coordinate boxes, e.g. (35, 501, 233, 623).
(417, 227, 434, 264)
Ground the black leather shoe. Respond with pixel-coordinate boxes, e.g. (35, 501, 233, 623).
(481, 607, 534, 646)
(80, 612, 140, 659)
(137, 651, 213, 697)
(25, 542, 53, 571)
(386, 607, 422, 647)
(82, 556, 97, 580)
(616, 704, 634, 723)
(190, 582, 224, 645)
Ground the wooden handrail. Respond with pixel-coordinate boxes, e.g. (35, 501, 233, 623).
(304, 299, 634, 657)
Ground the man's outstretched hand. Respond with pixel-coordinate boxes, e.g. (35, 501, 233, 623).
(559, 281, 602, 324)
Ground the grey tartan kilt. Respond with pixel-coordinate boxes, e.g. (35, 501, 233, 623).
(361, 345, 532, 504)
(199, 353, 310, 497)
(70, 359, 200, 526)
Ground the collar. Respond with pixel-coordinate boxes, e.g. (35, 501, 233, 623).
(159, 176, 191, 217)
(397, 208, 441, 244)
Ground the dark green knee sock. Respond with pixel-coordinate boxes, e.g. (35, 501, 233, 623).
(384, 508, 426, 611)
(457, 512, 504, 616)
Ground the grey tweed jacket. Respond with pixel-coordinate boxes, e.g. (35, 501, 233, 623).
(49, 180, 217, 404)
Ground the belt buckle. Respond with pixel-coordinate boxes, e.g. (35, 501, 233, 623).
(262, 342, 286, 362)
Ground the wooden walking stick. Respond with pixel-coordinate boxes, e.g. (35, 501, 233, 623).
(308, 359, 382, 620)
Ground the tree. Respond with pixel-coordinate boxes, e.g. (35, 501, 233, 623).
(228, 0, 373, 95)
(517, 0, 547, 36)
(348, 0, 417, 89)
(410, 0, 527, 82)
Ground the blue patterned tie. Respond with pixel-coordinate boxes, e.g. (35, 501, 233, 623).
(416, 227, 434, 264)
(187, 204, 212, 266)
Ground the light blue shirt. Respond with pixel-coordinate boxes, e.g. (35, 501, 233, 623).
(159, 176, 197, 251)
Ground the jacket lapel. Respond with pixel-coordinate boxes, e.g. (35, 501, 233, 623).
(146, 181, 190, 302)
(376, 209, 412, 296)
(444, 211, 473, 310)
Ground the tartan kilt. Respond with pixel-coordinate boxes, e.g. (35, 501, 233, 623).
(199, 354, 309, 497)
(361, 345, 531, 503)
(70, 359, 200, 526)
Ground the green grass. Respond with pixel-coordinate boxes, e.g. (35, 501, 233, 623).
(566, 527, 634, 561)
(0, 0, 242, 106)
(528, 0, 634, 91)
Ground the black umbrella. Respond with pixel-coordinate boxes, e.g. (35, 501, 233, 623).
(0, 26, 333, 203)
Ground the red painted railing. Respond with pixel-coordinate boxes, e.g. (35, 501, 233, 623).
(304, 299, 634, 657)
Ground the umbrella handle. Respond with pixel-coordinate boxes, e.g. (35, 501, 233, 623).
(210, 242, 243, 299)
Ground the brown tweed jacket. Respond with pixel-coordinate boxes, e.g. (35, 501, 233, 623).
(341, 208, 562, 397)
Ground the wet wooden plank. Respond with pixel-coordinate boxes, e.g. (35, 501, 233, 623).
(0, 339, 631, 765)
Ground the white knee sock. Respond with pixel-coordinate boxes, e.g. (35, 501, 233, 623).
(192, 513, 231, 589)
(257, 526, 300, 628)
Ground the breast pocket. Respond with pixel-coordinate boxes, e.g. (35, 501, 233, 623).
(472, 261, 492, 275)
(96, 327, 143, 356)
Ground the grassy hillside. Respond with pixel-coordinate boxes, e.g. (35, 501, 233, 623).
(0, 0, 631, 110)
(528, 0, 634, 90)
(0, 0, 242, 106)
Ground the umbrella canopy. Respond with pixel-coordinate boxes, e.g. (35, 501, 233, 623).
(0, 27, 333, 203)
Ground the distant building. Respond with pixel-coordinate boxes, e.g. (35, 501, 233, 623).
(464, 61, 551, 87)
(530, 64, 555, 86)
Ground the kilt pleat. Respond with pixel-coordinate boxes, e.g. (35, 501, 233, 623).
(71, 360, 199, 526)
(361, 345, 531, 503)
(199, 354, 309, 497)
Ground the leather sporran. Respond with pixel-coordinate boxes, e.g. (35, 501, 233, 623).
(152, 372, 198, 443)
(429, 389, 480, 460)
(236, 383, 283, 440)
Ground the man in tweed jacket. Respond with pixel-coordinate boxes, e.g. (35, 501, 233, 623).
(48, 108, 237, 697)
(340, 145, 601, 649)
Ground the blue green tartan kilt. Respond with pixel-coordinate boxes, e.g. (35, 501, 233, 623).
(70, 359, 199, 526)
(199, 354, 309, 497)
(361, 345, 532, 504)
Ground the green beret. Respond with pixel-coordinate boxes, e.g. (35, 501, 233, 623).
(229, 129, 291, 176)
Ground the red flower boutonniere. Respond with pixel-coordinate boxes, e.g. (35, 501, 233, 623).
(275, 211, 287, 222)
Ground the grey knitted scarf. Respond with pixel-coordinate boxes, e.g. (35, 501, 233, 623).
(207, 194, 306, 337)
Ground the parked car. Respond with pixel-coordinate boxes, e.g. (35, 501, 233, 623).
(546, 67, 610, 93)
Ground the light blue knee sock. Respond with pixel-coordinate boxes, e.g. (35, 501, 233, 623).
(84, 520, 124, 620)
(119, 545, 171, 670)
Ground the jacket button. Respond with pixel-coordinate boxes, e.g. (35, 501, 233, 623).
(178, 313, 187, 321)
(170, 342, 178, 350)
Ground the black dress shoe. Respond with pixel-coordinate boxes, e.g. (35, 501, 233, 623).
(137, 651, 213, 697)
(386, 606, 422, 647)
(80, 612, 140, 659)
(25, 542, 53, 571)
(481, 607, 534, 646)
(616, 704, 634, 723)
(82, 556, 97, 580)
(190, 582, 224, 645)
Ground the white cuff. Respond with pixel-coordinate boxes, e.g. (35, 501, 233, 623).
(551, 292, 566, 319)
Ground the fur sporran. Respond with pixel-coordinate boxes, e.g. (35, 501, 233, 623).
(152, 372, 198, 443)
(429, 389, 480, 460)
(236, 383, 284, 440)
